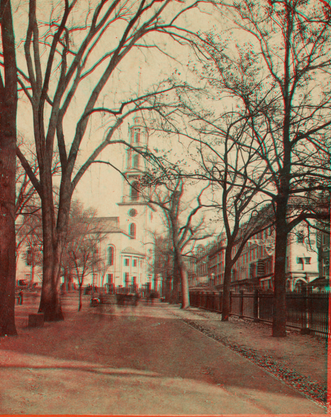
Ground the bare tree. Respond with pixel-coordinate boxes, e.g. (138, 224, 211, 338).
(18, 213, 43, 287)
(143, 166, 213, 307)
(197, 129, 274, 320)
(145, 71, 276, 320)
(0, 0, 17, 336)
(15, 161, 41, 263)
(193, 0, 331, 336)
(66, 202, 104, 311)
(153, 234, 173, 300)
(16, 150, 60, 285)
(11, 0, 214, 321)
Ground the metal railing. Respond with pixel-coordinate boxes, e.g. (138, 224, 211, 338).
(189, 289, 329, 336)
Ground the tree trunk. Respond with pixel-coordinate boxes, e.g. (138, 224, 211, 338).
(171, 278, 180, 303)
(180, 267, 190, 309)
(0, 0, 17, 337)
(171, 254, 181, 304)
(38, 181, 72, 321)
(68, 273, 74, 291)
(165, 275, 172, 302)
(78, 284, 83, 311)
(177, 252, 190, 309)
(30, 258, 35, 288)
(38, 190, 64, 321)
(222, 249, 233, 321)
(63, 268, 68, 293)
(272, 201, 288, 337)
(0, 129, 17, 336)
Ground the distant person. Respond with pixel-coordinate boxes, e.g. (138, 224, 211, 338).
(18, 290, 23, 305)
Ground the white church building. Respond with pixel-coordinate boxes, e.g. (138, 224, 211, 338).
(16, 116, 156, 293)
(88, 116, 155, 292)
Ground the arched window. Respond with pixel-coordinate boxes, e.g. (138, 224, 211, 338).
(129, 223, 136, 239)
(127, 151, 132, 169)
(26, 247, 32, 266)
(108, 246, 114, 266)
(133, 154, 139, 168)
(134, 129, 141, 143)
(131, 181, 139, 201)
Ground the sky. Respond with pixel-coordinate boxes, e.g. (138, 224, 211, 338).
(11, 0, 224, 220)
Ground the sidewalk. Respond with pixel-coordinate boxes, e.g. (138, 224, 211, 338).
(0, 294, 328, 414)
(169, 304, 329, 407)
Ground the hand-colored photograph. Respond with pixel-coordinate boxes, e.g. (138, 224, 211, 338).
(0, 0, 329, 415)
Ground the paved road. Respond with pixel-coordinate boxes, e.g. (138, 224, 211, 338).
(0, 295, 326, 414)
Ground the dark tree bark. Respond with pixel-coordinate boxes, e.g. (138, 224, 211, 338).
(0, 0, 18, 337)
(183, 0, 331, 336)
(15, 0, 205, 322)
(222, 251, 233, 321)
(78, 283, 83, 312)
(272, 195, 289, 337)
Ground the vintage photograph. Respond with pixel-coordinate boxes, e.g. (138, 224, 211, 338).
(0, 0, 329, 414)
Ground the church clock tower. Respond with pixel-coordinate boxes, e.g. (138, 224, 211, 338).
(118, 116, 154, 290)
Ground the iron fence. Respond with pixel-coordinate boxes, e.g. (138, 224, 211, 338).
(189, 290, 329, 336)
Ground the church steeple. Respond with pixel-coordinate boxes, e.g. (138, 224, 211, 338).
(121, 116, 148, 205)
(117, 114, 154, 291)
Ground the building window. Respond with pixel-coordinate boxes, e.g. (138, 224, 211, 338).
(305, 257, 311, 264)
(134, 129, 141, 143)
(129, 208, 137, 217)
(131, 181, 139, 201)
(124, 258, 129, 266)
(124, 272, 130, 287)
(133, 259, 137, 267)
(249, 263, 256, 279)
(129, 223, 136, 239)
(257, 260, 266, 276)
(133, 154, 139, 168)
(26, 247, 32, 266)
(107, 274, 113, 284)
(297, 257, 304, 270)
(108, 246, 114, 266)
(127, 151, 132, 168)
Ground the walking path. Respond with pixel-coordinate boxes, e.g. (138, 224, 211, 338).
(0, 294, 327, 414)
(171, 304, 329, 406)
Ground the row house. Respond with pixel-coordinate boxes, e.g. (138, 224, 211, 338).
(194, 250, 210, 287)
(195, 222, 320, 293)
(317, 229, 330, 280)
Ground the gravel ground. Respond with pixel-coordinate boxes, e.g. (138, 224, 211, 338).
(168, 305, 329, 408)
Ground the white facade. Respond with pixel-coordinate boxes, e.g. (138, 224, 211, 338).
(16, 241, 42, 285)
(89, 116, 155, 291)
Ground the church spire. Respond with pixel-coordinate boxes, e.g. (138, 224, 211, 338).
(121, 115, 149, 205)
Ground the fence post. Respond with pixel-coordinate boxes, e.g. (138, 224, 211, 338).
(239, 290, 244, 318)
(301, 286, 311, 335)
(219, 292, 223, 314)
(230, 291, 232, 315)
(253, 289, 260, 322)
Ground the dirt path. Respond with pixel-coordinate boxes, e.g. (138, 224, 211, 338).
(0, 295, 326, 414)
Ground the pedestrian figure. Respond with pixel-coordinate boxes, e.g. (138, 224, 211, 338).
(18, 290, 23, 305)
